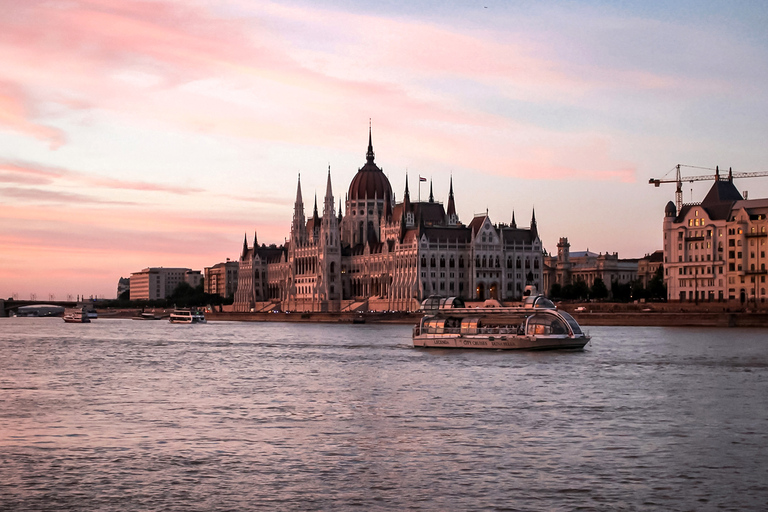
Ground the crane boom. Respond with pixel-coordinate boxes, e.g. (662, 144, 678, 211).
(649, 164, 768, 211)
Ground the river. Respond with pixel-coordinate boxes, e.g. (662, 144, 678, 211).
(1, 318, 767, 511)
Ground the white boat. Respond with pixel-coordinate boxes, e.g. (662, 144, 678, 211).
(63, 307, 91, 323)
(169, 308, 206, 324)
(413, 295, 590, 350)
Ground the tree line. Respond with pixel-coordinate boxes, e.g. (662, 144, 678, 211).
(549, 265, 666, 302)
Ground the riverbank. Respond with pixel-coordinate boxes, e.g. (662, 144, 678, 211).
(83, 304, 768, 327)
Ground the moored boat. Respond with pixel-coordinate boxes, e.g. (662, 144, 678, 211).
(133, 309, 163, 320)
(169, 308, 206, 324)
(63, 307, 91, 323)
(413, 295, 590, 350)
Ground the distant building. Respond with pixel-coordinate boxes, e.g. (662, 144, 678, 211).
(117, 277, 130, 299)
(204, 260, 239, 298)
(129, 267, 201, 300)
(233, 128, 544, 312)
(544, 237, 638, 295)
(662, 169, 768, 303)
(637, 250, 664, 288)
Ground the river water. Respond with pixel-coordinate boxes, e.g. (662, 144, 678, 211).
(1, 318, 767, 511)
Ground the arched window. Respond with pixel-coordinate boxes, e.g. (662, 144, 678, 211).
(534, 259, 539, 269)
(421, 256, 427, 267)
(495, 256, 500, 268)
(476, 256, 481, 267)
(440, 257, 445, 268)
(449, 257, 455, 268)
(516, 257, 522, 269)
(430, 256, 436, 267)
(507, 258, 512, 268)
(525, 258, 530, 269)
(482, 256, 487, 267)
(459, 256, 465, 268)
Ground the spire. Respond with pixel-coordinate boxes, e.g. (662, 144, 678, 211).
(511, 210, 517, 228)
(428, 179, 434, 203)
(295, 173, 303, 207)
(728, 166, 733, 182)
(241, 232, 248, 258)
(446, 175, 456, 217)
(253, 231, 258, 248)
(530, 208, 538, 240)
(715, 166, 720, 180)
(313, 193, 319, 220)
(366, 120, 375, 164)
(323, 165, 335, 218)
(403, 172, 411, 213)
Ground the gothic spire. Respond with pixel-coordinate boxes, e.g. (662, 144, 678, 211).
(511, 210, 517, 228)
(366, 121, 375, 164)
(428, 178, 434, 203)
(530, 208, 538, 240)
(446, 175, 456, 218)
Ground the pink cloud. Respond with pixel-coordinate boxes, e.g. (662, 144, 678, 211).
(0, 82, 66, 148)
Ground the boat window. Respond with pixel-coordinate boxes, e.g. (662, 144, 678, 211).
(557, 311, 582, 334)
(526, 314, 568, 336)
(425, 318, 447, 334)
(460, 317, 480, 335)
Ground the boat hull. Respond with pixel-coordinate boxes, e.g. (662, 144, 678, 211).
(413, 334, 589, 350)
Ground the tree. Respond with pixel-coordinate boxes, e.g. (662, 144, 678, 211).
(591, 278, 608, 300)
(647, 265, 667, 301)
(549, 283, 562, 299)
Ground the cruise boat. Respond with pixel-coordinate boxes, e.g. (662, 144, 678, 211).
(169, 308, 206, 324)
(63, 307, 91, 323)
(413, 295, 590, 350)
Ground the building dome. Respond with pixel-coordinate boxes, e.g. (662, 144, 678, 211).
(665, 200, 677, 217)
(347, 129, 392, 201)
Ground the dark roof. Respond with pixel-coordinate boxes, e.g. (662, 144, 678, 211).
(701, 178, 743, 206)
(420, 226, 472, 243)
(413, 202, 446, 225)
(468, 215, 488, 234)
(501, 227, 536, 244)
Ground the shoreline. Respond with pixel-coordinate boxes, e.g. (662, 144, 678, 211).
(89, 308, 768, 328)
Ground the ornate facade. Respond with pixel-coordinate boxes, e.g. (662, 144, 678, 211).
(233, 129, 544, 312)
(663, 169, 768, 303)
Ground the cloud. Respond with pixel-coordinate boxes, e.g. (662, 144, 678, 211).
(0, 82, 67, 148)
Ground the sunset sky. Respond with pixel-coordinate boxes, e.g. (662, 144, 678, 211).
(2, 0, 768, 300)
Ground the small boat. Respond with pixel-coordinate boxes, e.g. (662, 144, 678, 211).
(63, 307, 91, 323)
(413, 295, 590, 350)
(132, 309, 163, 320)
(169, 308, 206, 324)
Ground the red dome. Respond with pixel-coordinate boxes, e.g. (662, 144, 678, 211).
(347, 129, 392, 201)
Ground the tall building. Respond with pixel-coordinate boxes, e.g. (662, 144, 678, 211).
(129, 267, 201, 301)
(662, 169, 768, 303)
(204, 260, 239, 298)
(233, 128, 544, 312)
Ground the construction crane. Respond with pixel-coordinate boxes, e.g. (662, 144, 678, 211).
(649, 164, 768, 211)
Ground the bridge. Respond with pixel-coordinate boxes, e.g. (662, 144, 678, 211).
(1, 299, 79, 317)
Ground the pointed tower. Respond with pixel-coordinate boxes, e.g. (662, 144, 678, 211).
(241, 233, 249, 259)
(319, 166, 341, 304)
(446, 175, 457, 226)
(291, 174, 307, 246)
(428, 179, 434, 203)
(511, 211, 517, 229)
(311, 193, 321, 242)
(530, 208, 539, 241)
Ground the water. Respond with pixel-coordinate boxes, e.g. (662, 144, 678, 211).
(1, 318, 767, 511)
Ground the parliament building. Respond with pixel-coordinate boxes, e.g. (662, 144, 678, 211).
(233, 129, 544, 312)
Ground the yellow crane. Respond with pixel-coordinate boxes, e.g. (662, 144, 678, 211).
(649, 164, 768, 212)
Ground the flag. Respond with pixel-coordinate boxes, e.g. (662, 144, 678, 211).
(419, 176, 427, 182)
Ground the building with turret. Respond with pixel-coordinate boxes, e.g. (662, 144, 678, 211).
(233, 128, 544, 312)
(662, 168, 768, 304)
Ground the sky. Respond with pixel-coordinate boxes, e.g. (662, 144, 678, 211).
(2, 0, 768, 300)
